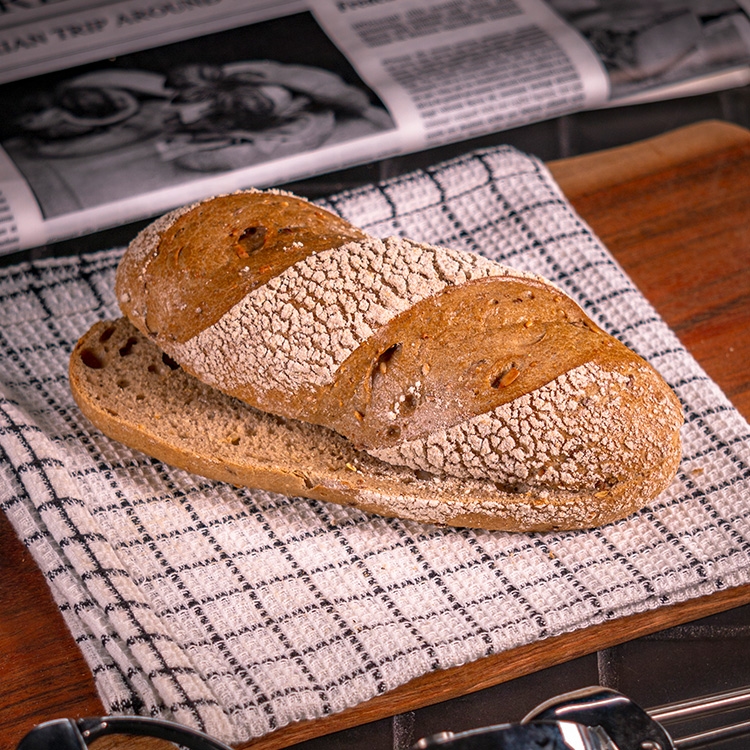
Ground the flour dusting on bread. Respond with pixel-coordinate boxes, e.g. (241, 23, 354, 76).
(169, 235, 538, 393)
(69, 189, 684, 532)
(370, 359, 682, 490)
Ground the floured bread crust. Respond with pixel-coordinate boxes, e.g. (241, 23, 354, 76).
(69, 318, 682, 531)
(100, 189, 685, 529)
(116, 189, 368, 343)
(169, 236, 513, 391)
(164, 236, 548, 436)
(370, 359, 682, 492)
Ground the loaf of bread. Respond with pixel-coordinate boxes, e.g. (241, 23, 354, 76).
(69, 189, 684, 531)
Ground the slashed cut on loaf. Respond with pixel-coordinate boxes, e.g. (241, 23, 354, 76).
(69, 189, 684, 531)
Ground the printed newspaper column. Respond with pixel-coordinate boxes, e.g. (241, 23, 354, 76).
(310, 0, 609, 147)
(0, 150, 44, 254)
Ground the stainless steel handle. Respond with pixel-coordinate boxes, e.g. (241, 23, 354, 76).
(649, 686, 750, 749)
(414, 685, 750, 749)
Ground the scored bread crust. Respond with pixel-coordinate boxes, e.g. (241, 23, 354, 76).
(69, 318, 682, 531)
(71, 189, 686, 530)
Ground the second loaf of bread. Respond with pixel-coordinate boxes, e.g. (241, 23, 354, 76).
(115, 189, 683, 512)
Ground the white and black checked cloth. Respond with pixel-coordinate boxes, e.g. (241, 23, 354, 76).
(2, 146, 750, 745)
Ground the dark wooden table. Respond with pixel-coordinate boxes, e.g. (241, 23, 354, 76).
(2, 120, 750, 750)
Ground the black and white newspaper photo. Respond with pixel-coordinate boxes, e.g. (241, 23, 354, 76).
(548, 0, 750, 102)
(1, 0, 749, 254)
(0, 1, 397, 252)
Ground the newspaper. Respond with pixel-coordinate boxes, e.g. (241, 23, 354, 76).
(2, 0, 750, 255)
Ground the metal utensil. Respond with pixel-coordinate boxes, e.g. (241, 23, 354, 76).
(413, 685, 750, 749)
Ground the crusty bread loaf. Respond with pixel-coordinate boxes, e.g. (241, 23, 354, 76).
(69, 317, 681, 531)
(69, 189, 684, 531)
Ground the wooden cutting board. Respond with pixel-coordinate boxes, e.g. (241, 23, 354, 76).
(2, 120, 750, 750)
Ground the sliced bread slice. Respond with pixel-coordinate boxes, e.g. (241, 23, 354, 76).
(69, 317, 680, 531)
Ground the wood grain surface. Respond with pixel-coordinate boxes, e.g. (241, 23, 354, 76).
(2, 120, 749, 750)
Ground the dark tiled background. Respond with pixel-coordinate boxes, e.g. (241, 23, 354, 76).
(4, 87, 750, 748)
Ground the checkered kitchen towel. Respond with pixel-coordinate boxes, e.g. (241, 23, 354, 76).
(2, 146, 750, 745)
